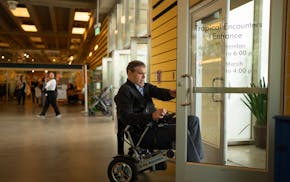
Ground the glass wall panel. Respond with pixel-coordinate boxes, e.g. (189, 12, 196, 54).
(108, 0, 149, 51)
(189, 0, 270, 169)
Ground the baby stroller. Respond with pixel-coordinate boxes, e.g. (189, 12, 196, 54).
(89, 86, 112, 116)
(107, 113, 176, 182)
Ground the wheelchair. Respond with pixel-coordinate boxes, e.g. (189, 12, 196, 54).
(107, 113, 176, 182)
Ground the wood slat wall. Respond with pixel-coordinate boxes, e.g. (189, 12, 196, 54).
(87, 17, 108, 69)
(284, 0, 290, 114)
(150, 0, 177, 112)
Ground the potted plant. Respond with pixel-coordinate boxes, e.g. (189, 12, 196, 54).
(241, 78, 267, 148)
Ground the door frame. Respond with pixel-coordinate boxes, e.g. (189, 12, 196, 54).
(176, 0, 282, 181)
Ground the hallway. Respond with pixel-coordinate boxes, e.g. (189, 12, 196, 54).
(0, 100, 175, 182)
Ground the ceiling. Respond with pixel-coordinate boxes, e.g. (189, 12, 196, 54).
(0, 0, 116, 65)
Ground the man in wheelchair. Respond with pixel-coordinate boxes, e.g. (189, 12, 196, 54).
(108, 60, 203, 181)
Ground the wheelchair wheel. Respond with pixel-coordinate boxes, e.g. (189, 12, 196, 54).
(107, 157, 137, 182)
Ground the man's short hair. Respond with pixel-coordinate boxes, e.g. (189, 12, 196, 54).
(126, 60, 145, 73)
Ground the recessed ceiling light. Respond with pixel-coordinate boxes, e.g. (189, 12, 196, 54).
(89, 52, 92, 57)
(11, 7, 30, 18)
(94, 45, 98, 51)
(21, 24, 37, 32)
(72, 27, 85, 34)
(74, 11, 90, 21)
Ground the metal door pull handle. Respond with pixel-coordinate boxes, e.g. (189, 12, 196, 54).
(181, 74, 193, 106)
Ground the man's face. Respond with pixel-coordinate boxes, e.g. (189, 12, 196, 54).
(128, 66, 146, 87)
(49, 72, 54, 79)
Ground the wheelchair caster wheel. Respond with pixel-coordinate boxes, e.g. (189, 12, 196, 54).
(107, 157, 137, 182)
(167, 149, 175, 158)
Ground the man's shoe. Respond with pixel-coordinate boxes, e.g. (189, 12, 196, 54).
(56, 114, 62, 119)
(36, 114, 45, 119)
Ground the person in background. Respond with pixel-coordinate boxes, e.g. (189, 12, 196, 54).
(40, 75, 48, 107)
(30, 78, 38, 104)
(35, 84, 42, 105)
(67, 83, 78, 104)
(37, 72, 61, 119)
(16, 75, 26, 105)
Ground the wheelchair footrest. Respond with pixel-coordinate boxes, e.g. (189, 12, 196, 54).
(137, 150, 168, 172)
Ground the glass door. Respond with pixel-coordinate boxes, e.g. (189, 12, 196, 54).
(192, 6, 226, 165)
(176, 0, 273, 181)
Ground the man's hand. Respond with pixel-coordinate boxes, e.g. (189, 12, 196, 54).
(152, 108, 167, 121)
(169, 89, 176, 98)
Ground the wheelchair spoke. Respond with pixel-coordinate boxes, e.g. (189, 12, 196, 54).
(111, 162, 133, 182)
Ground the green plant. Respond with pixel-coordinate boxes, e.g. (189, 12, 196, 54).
(241, 78, 267, 125)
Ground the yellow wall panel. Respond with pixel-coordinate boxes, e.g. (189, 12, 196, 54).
(152, 0, 176, 18)
(287, 33, 290, 53)
(151, 38, 176, 56)
(152, 17, 177, 38)
(152, 28, 177, 48)
(88, 17, 108, 69)
(151, 60, 176, 72)
(150, 71, 176, 82)
(151, 49, 176, 64)
(151, 81, 176, 90)
(285, 98, 290, 115)
(150, 1, 177, 112)
(152, 0, 160, 7)
(152, 6, 177, 30)
(286, 76, 290, 97)
(153, 100, 176, 113)
(287, 59, 290, 75)
(284, 3, 290, 114)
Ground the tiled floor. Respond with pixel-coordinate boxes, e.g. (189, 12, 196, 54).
(0, 100, 175, 182)
(227, 145, 266, 169)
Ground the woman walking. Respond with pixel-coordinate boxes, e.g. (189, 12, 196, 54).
(37, 72, 61, 118)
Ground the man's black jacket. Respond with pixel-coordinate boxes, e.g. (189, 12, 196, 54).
(114, 79, 174, 128)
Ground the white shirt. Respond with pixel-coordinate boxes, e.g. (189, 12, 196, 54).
(135, 84, 144, 96)
(45, 79, 56, 91)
